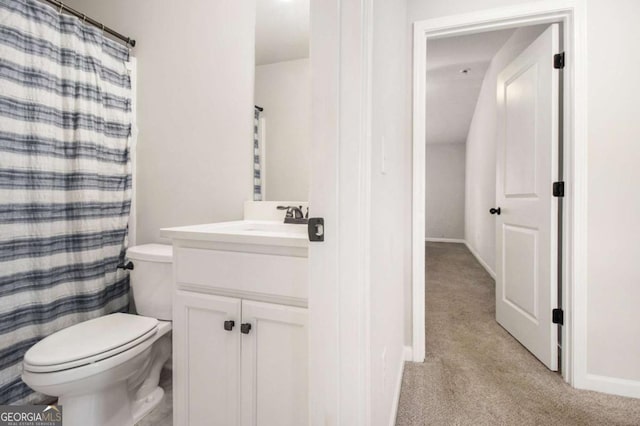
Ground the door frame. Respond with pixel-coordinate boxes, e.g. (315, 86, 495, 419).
(411, 0, 588, 387)
(309, 0, 374, 424)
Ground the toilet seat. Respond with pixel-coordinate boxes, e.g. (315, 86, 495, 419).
(23, 313, 158, 373)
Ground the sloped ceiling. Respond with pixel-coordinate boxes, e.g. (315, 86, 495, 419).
(426, 29, 515, 145)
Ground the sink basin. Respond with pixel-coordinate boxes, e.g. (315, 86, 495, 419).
(160, 220, 308, 248)
(214, 221, 307, 235)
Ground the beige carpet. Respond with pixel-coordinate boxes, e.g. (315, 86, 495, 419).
(396, 242, 640, 426)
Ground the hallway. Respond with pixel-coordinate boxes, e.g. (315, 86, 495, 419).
(396, 242, 640, 425)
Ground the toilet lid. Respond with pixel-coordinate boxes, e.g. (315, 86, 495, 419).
(24, 313, 158, 372)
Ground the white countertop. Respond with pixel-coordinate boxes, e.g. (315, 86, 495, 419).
(160, 220, 309, 248)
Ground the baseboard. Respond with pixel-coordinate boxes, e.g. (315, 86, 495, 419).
(389, 347, 411, 426)
(425, 237, 465, 243)
(464, 241, 496, 279)
(579, 373, 640, 399)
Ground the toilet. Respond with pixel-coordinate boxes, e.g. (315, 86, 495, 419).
(22, 244, 173, 426)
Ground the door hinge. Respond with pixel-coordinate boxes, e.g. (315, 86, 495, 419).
(552, 308, 564, 325)
(554, 52, 565, 69)
(553, 181, 565, 197)
(307, 217, 324, 242)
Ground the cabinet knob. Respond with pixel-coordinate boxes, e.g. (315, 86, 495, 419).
(240, 323, 252, 334)
(224, 320, 235, 331)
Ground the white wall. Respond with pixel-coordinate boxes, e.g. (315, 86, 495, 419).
(370, 0, 410, 423)
(464, 26, 546, 276)
(585, 0, 640, 385)
(66, 0, 255, 244)
(409, 0, 640, 397)
(425, 143, 465, 239)
(254, 58, 310, 201)
(408, 0, 535, 22)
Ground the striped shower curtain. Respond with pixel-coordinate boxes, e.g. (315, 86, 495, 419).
(253, 106, 262, 201)
(0, 0, 132, 403)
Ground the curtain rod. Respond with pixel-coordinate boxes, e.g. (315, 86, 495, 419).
(42, 0, 136, 47)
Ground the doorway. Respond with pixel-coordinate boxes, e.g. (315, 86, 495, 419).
(425, 22, 561, 367)
(411, 3, 587, 387)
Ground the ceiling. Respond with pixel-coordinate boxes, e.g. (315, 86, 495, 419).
(255, 0, 310, 66)
(425, 29, 515, 145)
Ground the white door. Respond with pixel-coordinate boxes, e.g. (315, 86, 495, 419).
(495, 24, 560, 370)
(240, 300, 308, 426)
(173, 291, 241, 425)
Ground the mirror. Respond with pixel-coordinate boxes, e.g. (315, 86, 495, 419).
(253, 0, 310, 201)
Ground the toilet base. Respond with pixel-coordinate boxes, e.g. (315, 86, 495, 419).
(132, 386, 164, 424)
(57, 383, 164, 426)
(59, 382, 134, 426)
(54, 333, 171, 426)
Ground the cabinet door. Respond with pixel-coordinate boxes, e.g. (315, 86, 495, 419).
(240, 300, 308, 426)
(173, 291, 241, 426)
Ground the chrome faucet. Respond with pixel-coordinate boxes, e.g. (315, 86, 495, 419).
(277, 205, 308, 224)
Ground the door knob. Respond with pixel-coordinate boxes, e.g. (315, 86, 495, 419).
(489, 207, 501, 215)
(223, 320, 235, 331)
(240, 323, 252, 334)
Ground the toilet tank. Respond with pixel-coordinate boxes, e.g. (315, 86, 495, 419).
(127, 244, 173, 320)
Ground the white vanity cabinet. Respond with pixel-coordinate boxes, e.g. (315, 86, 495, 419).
(173, 291, 242, 426)
(161, 224, 309, 426)
(173, 293, 308, 426)
(240, 300, 308, 426)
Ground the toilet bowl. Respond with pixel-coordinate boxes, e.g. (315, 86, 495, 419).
(22, 244, 173, 426)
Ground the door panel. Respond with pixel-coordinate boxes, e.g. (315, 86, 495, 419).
(503, 225, 538, 321)
(240, 300, 308, 426)
(496, 24, 560, 370)
(173, 291, 241, 425)
(504, 63, 539, 197)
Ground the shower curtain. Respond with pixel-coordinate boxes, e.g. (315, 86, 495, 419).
(253, 106, 263, 201)
(0, 0, 132, 404)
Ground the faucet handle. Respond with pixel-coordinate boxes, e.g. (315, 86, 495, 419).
(277, 205, 294, 218)
(277, 205, 308, 223)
